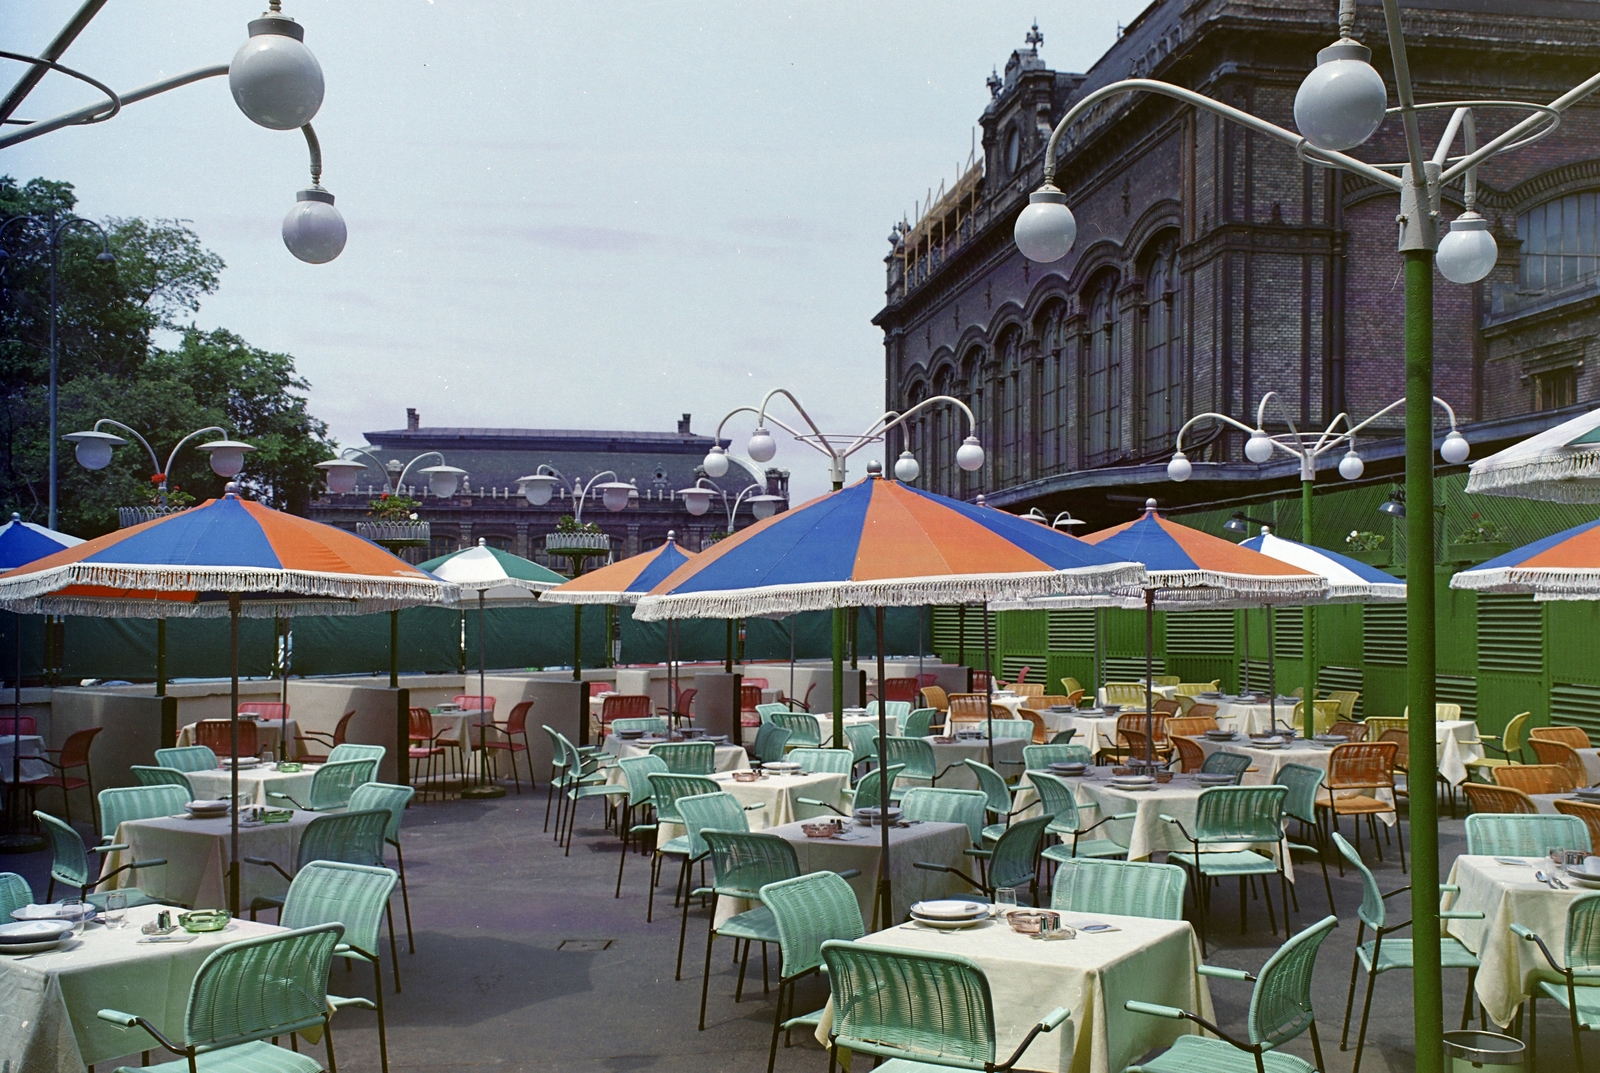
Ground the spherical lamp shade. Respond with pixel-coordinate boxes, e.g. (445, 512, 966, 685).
(419, 465, 466, 499)
(748, 494, 782, 520)
(198, 439, 255, 479)
(517, 473, 559, 506)
(894, 451, 921, 482)
(747, 427, 777, 464)
(283, 188, 346, 264)
(230, 16, 324, 130)
(66, 430, 124, 471)
(1013, 186, 1077, 263)
(1223, 515, 1248, 535)
(316, 459, 365, 494)
(1293, 40, 1388, 152)
(703, 445, 729, 478)
(1166, 451, 1191, 482)
(955, 436, 985, 472)
(1440, 430, 1470, 465)
(1436, 212, 1498, 285)
(679, 488, 713, 516)
(1338, 450, 1365, 480)
(1244, 430, 1275, 464)
(597, 481, 634, 512)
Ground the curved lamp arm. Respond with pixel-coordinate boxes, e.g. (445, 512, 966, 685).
(847, 394, 978, 458)
(338, 447, 395, 490)
(88, 419, 162, 477)
(0, 63, 228, 151)
(161, 426, 230, 481)
(572, 470, 619, 523)
(712, 404, 810, 447)
(393, 452, 446, 496)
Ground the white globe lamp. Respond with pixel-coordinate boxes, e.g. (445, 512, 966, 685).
(679, 487, 713, 516)
(1244, 429, 1275, 464)
(517, 474, 559, 506)
(283, 188, 346, 264)
(1338, 449, 1365, 481)
(64, 430, 124, 471)
(894, 451, 921, 482)
(597, 481, 634, 512)
(749, 494, 782, 520)
(1167, 451, 1191, 482)
(1440, 430, 1471, 465)
(229, 14, 324, 130)
(1436, 212, 1498, 284)
(703, 445, 729, 478)
(419, 465, 466, 499)
(747, 427, 777, 464)
(316, 459, 365, 494)
(955, 436, 985, 472)
(1294, 38, 1388, 152)
(1013, 186, 1077, 263)
(197, 439, 254, 479)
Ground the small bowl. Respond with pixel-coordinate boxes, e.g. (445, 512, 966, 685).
(275, 762, 303, 772)
(732, 771, 760, 783)
(179, 910, 230, 933)
(801, 820, 841, 838)
(1154, 770, 1174, 783)
(1005, 909, 1060, 935)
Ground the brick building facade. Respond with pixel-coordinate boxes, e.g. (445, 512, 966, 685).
(877, 1, 1600, 525)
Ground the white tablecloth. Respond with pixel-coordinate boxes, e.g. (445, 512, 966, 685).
(0, 902, 284, 1073)
(708, 769, 849, 829)
(100, 810, 317, 911)
(809, 712, 897, 748)
(766, 819, 972, 929)
(1045, 713, 1121, 754)
(1213, 699, 1298, 736)
(1579, 748, 1600, 786)
(1435, 720, 1485, 786)
(1443, 854, 1589, 1027)
(922, 735, 1028, 787)
(601, 736, 750, 773)
(824, 911, 1214, 1073)
(185, 764, 321, 808)
(0, 734, 46, 782)
(177, 719, 302, 761)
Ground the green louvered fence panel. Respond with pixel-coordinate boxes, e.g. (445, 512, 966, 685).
(1001, 655, 1041, 683)
(1550, 682, 1600, 741)
(998, 611, 1047, 653)
(1318, 665, 1365, 719)
(1477, 594, 1543, 676)
(1435, 674, 1478, 720)
(1239, 659, 1274, 693)
(1105, 655, 1164, 680)
(1047, 609, 1097, 650)
(1166, 609, 1235, 655)
(1364, 605, 1407, 667)
(1272, 608, 1304, 659)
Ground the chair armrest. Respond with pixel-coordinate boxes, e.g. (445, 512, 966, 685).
(914, 860, 981, 891)
(743, 802, 766, 812)
(1038, 1007, 1069, 1031)
(796, 797, 845, 816)
(88, 842, 129, 855)
(1159, 814, 1195, 843)
(266, 791, 307, 810)
(1513, 925, 1565, 972)
(834, 868, 861, 880)
(1125, 1000, 1184, 1019)
(1122, 1001, 1258, 1054)
(1197, 965, 1256, 982)
(993, 1006, 1071, 1070)
(1440, 884, 1460, 894)
(1381, 885, 1414, 900)
(329, 996, 377, 1011)
(96, 1009, 180, 1053)
(963, 848, 993, 860)
(243, 857, 292, 882)
(1441, 911, 1484, 920)
(91, 857, 167, 892)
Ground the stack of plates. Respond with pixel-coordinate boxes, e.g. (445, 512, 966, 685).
(1110, 774, 1155, 791)
(1204, 729, 1236, 741)
(1198, 692, 1224, 699)
(704, 734, 730, 744)
(763, 761, 801, 774)
(185, 799, 231, 818)
(679, 728, 707, 739)
(616, 730, 645, 740)
(1049, 761, 1088, 776)
(0, 919, 72, 955)
(1250, 736, 1286, 749)
(1564, 857, 1600, 887)
(1574, 788, 1600, 804)
(909, 900, 989, 929)
(1313, 734, 1346, 746)
(1195, 772, 1237, 787)
(1102, 705, 1123, 715)
(220, 757, 259, 769)
(12, 902, 96, 924)
(1048, 705, 1074, 713)
(854, 806, 903, 826)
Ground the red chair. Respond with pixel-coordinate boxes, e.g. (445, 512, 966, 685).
(882, 678, 919, 704)
(918, 674, 938, 688)
(744, 677, 769, 690)
(2, 714, 36, 736)
(1014, 666, 1031, 685)
(408, 706, 452, 801)
(658, 686, 698, 728)
(599, 694, 652, 739)
(295, 710, 356, 764)
(589, 682, 610, 697)
(484, 700, 534, 793)
(740, 684, 764, 728)
(452, 695, 496, 716)
(238, 702, 287, 721)
(194, 719, 258, 758)
(970, 670, 992, 692)
(23, 725, 101, 830)
(782, 682, 815, 712)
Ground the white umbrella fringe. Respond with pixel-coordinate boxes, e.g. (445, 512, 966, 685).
(538, 589, 648, 606)
(0, 562, 457, 600)
(1465, 451, 1600, 502)
(1451, 566, 1600, 600)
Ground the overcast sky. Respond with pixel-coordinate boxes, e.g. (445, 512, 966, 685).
(9, 1, 1150, 503)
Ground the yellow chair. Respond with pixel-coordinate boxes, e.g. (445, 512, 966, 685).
(1103, 682, 1147, 706)
(1153, 675, 1180, 687)
(1292, 699, 1342, 735)
(1176, 694, 1198, 715)
(1059, 676, 1083, 697)
(1363, 716, 1407, 738)
(1405, 703, 1463, 721)
(1012, 683, 1045, 699)
(1174, 682, 1215, 697)
(920, 685, 949, 712)
(1462, 711, 1530, 782)
(1289, 686, 1304, 699)
(1324, 690, 1360, 721)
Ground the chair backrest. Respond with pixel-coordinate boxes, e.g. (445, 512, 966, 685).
(755, 702, 790, 724)
(182, 923, 344, 1051)
(1532, 724, 1593, 749)
(744, 677, 769, 689)
(1362, 716, 1406, 739)
(701, 829, 799, 899)
(589, 682, 609, 697)
(0, 872, 33, 920)
(849, 765, 904, 812)
(1501, 711, 1532, 754)
(1022, 743, 1090, 769)
(1167, 716, 1218, 738)
(1104, 682, 1147, 705)
(307, 758, 379, 810)
(1465, 812, 1591, 856)
(195, 720, 255, 756)
(881, 736, 936, 780)
(132, 765, 194, 794)
(845, 723, 880, 764)
(1244, 915, 1339, 1050)
(961, 759, 1011, 817)
(674, 687, 699, 717)
(1326, 741, 1396, 792)
(453, 695, 496, 715)
(1461, 782, 1539, 815)
(760, 871, 865, 980)
(1553, 799, 1600, 852)
(1192, 785, 1287, 844)
(986, 719, 1033, 741)
(866, 700, 914, 724)
(296, 808, 391, 870)
(1324, 690, 1360, 720)
(1032, 695, 1071, 709)
(904, 708, 939, 738)
(675, 791, 751, 859)
(99, 785, 188, 839)
(279, 861, 398, 957)
(346, 782, 415, 844)
(1200, 750, 1253, 782)
(970, 671, 992, 692)
(407, 706, 435, 740)
(1152, 698, 1181, 717)
(1173, 682, 1213, 697)
(946, 694, 989, 722)
(771, 711, 821, 747)
(882, 678, 920, 704)
(35, 810, 91, 889)
(1378, 729, 1410, 771)
(1328, 720, 1368, 742)
(238, 702, 286, 720)
(601, 694, 652, 724)
(616, 754, 669, 807)
(650, 740, 715, 775)
(1187, 702, 1218, 721)
(610, 717, 669, 736)
(821, 940, 997, 1068)
(1051, 858, 1185, 920)
(1528, 738, 1589, 789)
(502, 700, 533, 734)
(1494, 762, 1576, 796)
(0, 713, 35, 735)
(328, 743, 385, 766)
(987, 814, 1051, 892)
(899, 787, 987, 846)
(1011, 683, 1045, 699)
(789, 748, 853, 775)
(1274, 763, 1325, 826)
(1165, 737, 1199, 774)
(921, 685, 949, 711)
(752, 722, 792, 763)
(1027, 772, 1085, 833)
(1012, 666, 1030, 685)
(646, 772, 720, 824)
(740, 684, 763, 712)
(1331, 831, 1389, 931)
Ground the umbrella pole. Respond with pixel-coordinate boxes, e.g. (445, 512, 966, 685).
(278, 617, 289, 762)
(389, 610, 399, 689)
(229, 595, 240, 917)
(1093, 608, 1102, 702)
(788, 616, 795, 713)
(463, 590, 504, 799)
(984, 602, 994, 771)
(1, 611, 44, 853)
(831, 608, 845, 751)
(875, 606, 892, 927)
(1145, 589, 1156, 767)
(156, 619, 166, 697)
(1267, 606, 1277, 728)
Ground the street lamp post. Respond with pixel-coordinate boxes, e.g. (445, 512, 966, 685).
(1007, 2, 1599, 1062)
(705, 390, 985, 745)
(1167, 391, 1469, 736)
(64, 418, 255, 528)
(677, 477, 781, 542)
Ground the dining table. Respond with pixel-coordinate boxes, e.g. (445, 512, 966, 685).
(184, 761, 321, 807)
(651, 768, 853, 844)
(601, 735, 751, 773)
(922, 734, 1028, 787)
(1432, 720, 1486, 786)
(0, 732, 47, 782)
(1211, 696, 1300, 736)
(814, 908, 1214, 1073)
(809, 711, 898, 748)
(98, 809, 319, 910)
(0, 901, 283, 1073)
(1443, 853, 1592, 1027)
(1189, 735, 1398, 825)
(1573, 746, 1600, 785)
(176, 718, 301, 761)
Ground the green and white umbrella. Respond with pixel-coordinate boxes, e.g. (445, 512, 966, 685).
(1465, 406, 1600, 503)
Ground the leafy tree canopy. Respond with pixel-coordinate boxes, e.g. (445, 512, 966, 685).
(0, 176, 334, 535)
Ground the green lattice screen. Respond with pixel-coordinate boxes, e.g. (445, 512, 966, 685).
(1166, 609, 1234, 655)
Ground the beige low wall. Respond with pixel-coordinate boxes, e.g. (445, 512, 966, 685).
(45, 688, 171, 823)
(0, 687, 56, 739)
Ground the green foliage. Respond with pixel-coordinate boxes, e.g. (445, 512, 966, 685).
(0, 176, 332, 535)
(1453, 514, 1506, 545)
(1345, 530, 1385, 552)
(555, 514, 603, 534)
(367, 494, 420, 520)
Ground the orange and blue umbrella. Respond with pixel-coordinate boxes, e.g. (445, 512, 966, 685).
(1451, 517, 1600, 600)
(0, 512, 81, 570)
(541, 533, 695, 606)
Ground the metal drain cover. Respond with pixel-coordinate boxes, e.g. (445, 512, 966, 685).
(558, 939, 613, 952)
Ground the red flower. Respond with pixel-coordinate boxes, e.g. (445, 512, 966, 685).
(151, 473, 166, 483)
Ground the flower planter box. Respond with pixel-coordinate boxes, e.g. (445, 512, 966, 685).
(117, 506, 186, 529)
(357, 520, 431, 548)
(1449, 540, 1512, 566)
(545, 531, 612, 555)
(1344, 548, 1391, 568)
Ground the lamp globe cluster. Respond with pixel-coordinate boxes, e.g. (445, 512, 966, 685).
(282, 188, 346, 265)
(229, 12, 324, 130)
(702, 444, 730, 478)
(516, 473, 560, 506)
(1292, 37, 1388, 152)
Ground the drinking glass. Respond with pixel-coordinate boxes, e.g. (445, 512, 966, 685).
(61, 897, 85, 935)
(103, 890, 127, 929)
(995, 887, 1018, 910)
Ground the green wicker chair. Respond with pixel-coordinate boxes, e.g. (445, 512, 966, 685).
(347, 782, 417, 956)
(1163, 785, 1289, 954)
(1514, 890, 1600, 1072)
(915, 813, 1052, 905)
(799, 764, 904, 818)
(98, 785, 188, 843)
(327, 743, 386, 765)
(866, 700, 913, 726)
(268, 758, 377, 812)
(882, 736, 949, 795)
(900, 787, 988, 847)
(844, 723, 880, 766)
(752, 723, 793, 763)
(674, 792, 764, 982)
(155, 745, 217, 772)
(755, 702, 790, 724)
(34, 810, 165, 909)
(278, 861, 400, 1073)
(820, 939, 1068, 1072)
(644, 773, 720, 922)
(1333, 833, 1482, 1073)
(1275, 763, 1335, 913)
(1030, 772, 1130, 865)
(610, 717, 668, 736)
(904, 708, 940, 738)
(789, 748, 853, 775)
(546, 729, 614, 842)
(651, 740, 715, 775)
(759, 871, 865, 1073)
(1022, 744, 1090, 769)
(1200, 750, 1254, 783)
(1123, 915, 1339, 1073)
(1051, 858, 1186, 920)
(987, 719, 1034, 743)
(770, 712, 821, 749)
(614, 754, 668, 898)
(541, 724, 572, 832)
(132, 765, 195, 795)
(556, 735, 629, 854)
(964, 759, 1027, 842)
(96, 922, 345, 1073)
(1049, 729, 1078, 745)
(693, 830, 803, 1029)
(0, 871, 34, 919)
(1464, 813, 1590, 857)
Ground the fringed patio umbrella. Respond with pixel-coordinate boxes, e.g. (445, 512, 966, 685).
(635, 466, 1145, 925)
(0, 487, 458, 910)
(1450, 516, 1600, 600)
(1465, 406, 1600, 503)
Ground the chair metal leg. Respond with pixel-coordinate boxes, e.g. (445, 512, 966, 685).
(735, 938, 750, 1002)
(1396, 814, 1407, 874)
(647, 852, 661, 923)
(372, 958, 390, 1073)
(1238, 876, 1247, 934)
(393, 841, 414, 955)
(1352, 956, 1380, 1073)
(675, 881, 698, 981)
(385, 900, 402, 992)
(698, 900, 718, 1030)
(615, 811, 632, 899)
(1341, 932, 1362, 1050)
(1461, 968, 1476, 1030)
(1261, 871, 1278, 936)
(544, 771, 557, 831)
(767, 977, 789, 1073)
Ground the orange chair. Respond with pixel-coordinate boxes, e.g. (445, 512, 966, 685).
(1492, 763, 1575, 796)
(1019, 710, 1048, 744)
(740, 684, 764, 728)
(22, 725, 102, 830)
(1187, 702, 1219, 722)
(484, 700, 534, 793)
(1328, 721, 1369, 743)
(1168, 716, 1219, 738)
(1012, 683, 1046, 699)
(920, 686, 950, 712)
(1462, 782, 1538, 815)
(1172, 736, 1205, 774)
(1318, 741, 1402, 868)
(1528, 738, 1591, 789)
(1152, 698, 1181, 717)
(881, 678, 920, 704)
(194, 719, 258, 758)
(1530, 725, 1593, 749)
(296, 710, 356, 764)
(1553, 798, 1600, 848)
(946, 694, 989, 726)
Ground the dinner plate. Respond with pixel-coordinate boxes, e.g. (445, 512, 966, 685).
(763, 762, 801, 774)
(0, 919, 72, 945)
(1574, 789, 1600, 801)
(11, 902, 95, 923)
(910, 913, 989, 930)
(910, 899, 987, 920)
(1563, 867, 1600, 888)
(0, 935, 70, 955)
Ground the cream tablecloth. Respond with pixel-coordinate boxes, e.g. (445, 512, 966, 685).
(0, 902, 283, 1073)
(1213, 699, 1298, 736)
(99, 810, 317, 910)
(1443, 854, 1588, 1027)
(185, 764, 321, 807)
(810, 712, 898, 747)
(818, 911, 1213, 1073)
(177, 719, 301, 760)
(0, 733, 46, 782)
(922, 735, 1028, 787)
(1578, 748, 1600, 786)
(707, 769, 849, 829)
(764, 819, 972, 929)
(602, 737, 750, 773)
(1044, 713, 1121, 754)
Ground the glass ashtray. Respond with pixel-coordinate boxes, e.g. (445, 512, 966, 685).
(276, 762, 303, 772)
(1004, 909, 1060, 935)
(179, 910, 230, 933)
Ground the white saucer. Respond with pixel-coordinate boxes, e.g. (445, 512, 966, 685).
(909, 913, 989, 930)
(0, 935, 69, 955)
(911, 899, 986, 920)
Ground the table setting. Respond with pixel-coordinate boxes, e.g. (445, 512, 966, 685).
(97, 806, 317, 911)
(920, 733, 1027, 786)
(809, 710, 898, 747)
(707, 765, 849, 828)
(602, 730, 749, 772)
(176, 717, 301, 761)
(1034, 705, 1123, 750)
(0, 732, 47, 782)
(1211, 694, 1300, 736)
(184, 759, 321, 806)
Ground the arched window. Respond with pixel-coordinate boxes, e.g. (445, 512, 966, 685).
(1081, 273, 1121, 465)
(1004, 127, 1022, 178)
(1141, 236, 1183, 453)
(933, 365, 955, 495)
(1518, 191, 1600, 292)
(993, 327, 1022, 486)
(1035, 302, 1068, 473)
(962, 347, 985, 495)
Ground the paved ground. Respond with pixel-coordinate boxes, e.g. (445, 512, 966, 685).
(6, 784, 1588, 1072)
